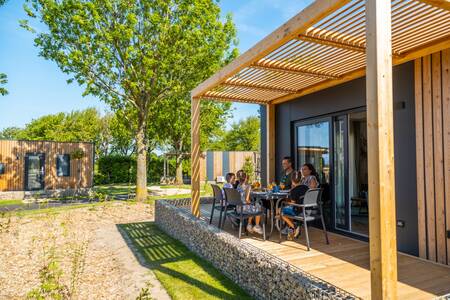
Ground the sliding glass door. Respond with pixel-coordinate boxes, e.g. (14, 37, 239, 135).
(334, 116, 348, 230)
(294, 110, 368, 237)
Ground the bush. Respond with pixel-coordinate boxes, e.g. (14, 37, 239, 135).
(94, 153, 166, 185)
(242, 156, 255, 182)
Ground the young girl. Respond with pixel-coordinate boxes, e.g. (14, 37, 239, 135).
(237, 172, 263, 235)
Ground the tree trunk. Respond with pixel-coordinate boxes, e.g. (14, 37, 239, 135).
(135, 111, 148, 202)
(175, 154, 183, 185)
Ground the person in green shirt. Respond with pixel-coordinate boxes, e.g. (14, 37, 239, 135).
(280, 156, 294, 190)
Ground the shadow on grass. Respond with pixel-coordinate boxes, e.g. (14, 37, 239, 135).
(117, 222, 252, 300)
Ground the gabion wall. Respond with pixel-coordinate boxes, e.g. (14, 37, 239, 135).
(155, 198, 359, 300)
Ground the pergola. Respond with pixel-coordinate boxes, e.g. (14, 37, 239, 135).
(190, 0, 450, 298)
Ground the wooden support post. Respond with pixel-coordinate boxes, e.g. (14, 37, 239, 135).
(266, 103, 275, 184)
(191, 97, 201, 217)
(365, 0, 398, 299)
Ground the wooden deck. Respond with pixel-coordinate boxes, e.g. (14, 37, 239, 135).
(201, 205, 450, 299)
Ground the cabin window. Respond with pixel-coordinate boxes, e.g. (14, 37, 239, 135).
(56, 154, 70, 177)
(0, 163, 4, 175)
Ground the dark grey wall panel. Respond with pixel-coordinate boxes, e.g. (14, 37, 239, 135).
(261, 61, 418, 255)
(260, 105, 268, 186)
(206, 151, 214, 181)
(392, 62, 418, 256)
(222, 151, 230, 176)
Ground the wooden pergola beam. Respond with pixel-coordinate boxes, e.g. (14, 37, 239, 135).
(298, 33, 402, 57)
(191, 0, 351, 98)
(252, 63, 339, 79)
(223, 81, 296, 94)
(366, 0, 398, 298)
(298, 34, 367, 53)
(419, 0, 450, 11)
(200, 94, 267, 104)
(190, 97, 201, 217)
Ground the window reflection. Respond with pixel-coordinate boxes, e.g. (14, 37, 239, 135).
(296, 121, 330, 184)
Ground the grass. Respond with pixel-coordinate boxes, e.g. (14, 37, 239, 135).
(2, 201, 117, 217)
(118, 222, 252, 300)
(0, 199, 24, 207)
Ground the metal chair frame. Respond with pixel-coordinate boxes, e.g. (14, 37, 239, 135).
(223, 187, 266, 240)
(279, 188, 329, 250)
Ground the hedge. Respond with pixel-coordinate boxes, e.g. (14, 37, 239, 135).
(94, 154, 169, 185)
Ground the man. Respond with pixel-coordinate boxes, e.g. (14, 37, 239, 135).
(280, 156, 294, 189)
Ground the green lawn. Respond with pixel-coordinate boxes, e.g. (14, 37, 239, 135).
(0, 199, 24, 207)
(119, 222, 252, 300)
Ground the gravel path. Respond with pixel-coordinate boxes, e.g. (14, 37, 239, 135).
(0, 202, 169, 300)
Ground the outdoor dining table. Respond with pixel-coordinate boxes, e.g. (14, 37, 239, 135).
(251, 190, 290, 235)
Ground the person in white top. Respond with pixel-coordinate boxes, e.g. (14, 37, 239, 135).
(223, 173, 235, 189)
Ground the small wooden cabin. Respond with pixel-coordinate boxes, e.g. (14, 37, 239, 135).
(0, 140, 94, 193)
(200, 151, 260, 182)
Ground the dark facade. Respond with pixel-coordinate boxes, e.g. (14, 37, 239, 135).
(260, 61, 418, 255)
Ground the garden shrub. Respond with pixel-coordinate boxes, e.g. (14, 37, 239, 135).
(94, 153, 168, 185)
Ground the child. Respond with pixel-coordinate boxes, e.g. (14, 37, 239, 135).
(222, 173, 235, 201)
(237, 172, 263, 235)
(223, 173, 235, 189)
(280, 171, 309, 240)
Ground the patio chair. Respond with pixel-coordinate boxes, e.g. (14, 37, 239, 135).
(279, 188, 329, 251)
(209, 184, 235, 228)
(223, 188, 266, 240)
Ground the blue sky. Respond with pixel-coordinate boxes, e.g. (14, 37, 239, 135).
(0, 0, 312, 130)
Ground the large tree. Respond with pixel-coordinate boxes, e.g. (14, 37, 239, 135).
(157, 97, 232, 184)
(16, 108, 103, 144)
(210, 115, 261, 152)
(24, 0, 237, 201)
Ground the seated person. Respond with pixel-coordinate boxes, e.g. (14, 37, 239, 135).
(233, 169, 244, 189)
(237, 172, 263, 235)
(223, 172, 235, 189)
(280, 157, 294, 190)
(280, 171, 308, 239)
(222, 173, 235, 202)
(280, 164, 320, 239)
(300, 163, 319, 189)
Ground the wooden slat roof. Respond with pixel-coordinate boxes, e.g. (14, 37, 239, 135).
(192, 0, 450, 105)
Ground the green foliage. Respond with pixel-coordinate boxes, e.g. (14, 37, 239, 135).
(95, 153, 165, 184)
(95, 155, 136, 185)
(209, 116, 261, 151)
(0, 73, 7, 96)
(0, 126, 23, 139)
(242, 156, 255, 182)
(26, 254, 70, 300)
(70, 148, 85, 160)
(14, 108, 102, 142)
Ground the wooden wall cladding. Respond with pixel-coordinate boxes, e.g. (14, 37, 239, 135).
(415, 48, 450, 265)
(0, 140, 94, 191)
(199, 151, 260, 181)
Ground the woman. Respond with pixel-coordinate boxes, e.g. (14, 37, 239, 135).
(300, 163, 319, 189)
